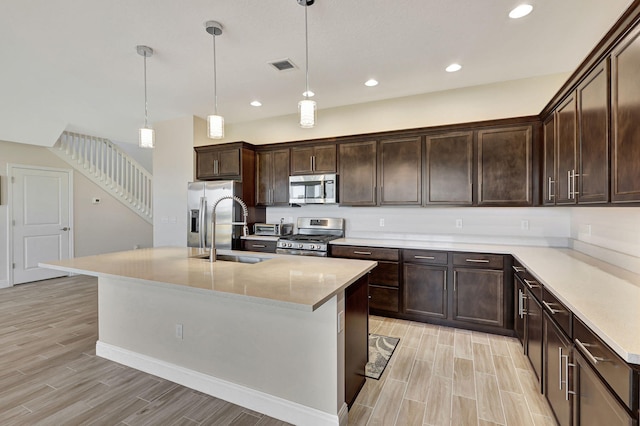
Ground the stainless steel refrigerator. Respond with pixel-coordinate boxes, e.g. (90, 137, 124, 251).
(187, 181, 243, 250)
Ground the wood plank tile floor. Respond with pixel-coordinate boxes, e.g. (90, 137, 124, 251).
(0, 275, 291, 425)
(349, 316, 558, 426)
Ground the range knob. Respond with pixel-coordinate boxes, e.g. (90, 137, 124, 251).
(297, 243, 304, 249)
(286, 243, 293, 248)
(309, 244, 316, 250)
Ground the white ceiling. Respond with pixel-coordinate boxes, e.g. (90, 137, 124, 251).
(0, 0, 634, 147)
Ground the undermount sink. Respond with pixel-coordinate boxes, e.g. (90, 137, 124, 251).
(215, 254, 269, 264)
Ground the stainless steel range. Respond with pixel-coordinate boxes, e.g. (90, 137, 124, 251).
(276, 217, 344, 257)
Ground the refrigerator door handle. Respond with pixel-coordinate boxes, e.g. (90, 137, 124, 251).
(199, 196, 206, 248)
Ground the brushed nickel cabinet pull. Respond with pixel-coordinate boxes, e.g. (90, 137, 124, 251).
(523, 278, 539, 289)
(567, 170, 572, 199)
(548, 176, 555, 200)
(575, 339, 609, 365)
(563, 354, 575, 400)
(465, 258, 489, 263)
(543, 301, 560, 314)
(353, 251, 372, 255)
(512, 265, 526, 273)
(415, 255, 435, 260)
(252, 244, 266, 248)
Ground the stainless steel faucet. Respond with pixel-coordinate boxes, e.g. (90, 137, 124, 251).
(209, 195, 249, 262)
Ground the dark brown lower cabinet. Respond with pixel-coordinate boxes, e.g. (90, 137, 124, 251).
(241, 239, 277, 253)
(573, 350, 636, 426)
(345, 274, 369, 408)
(514, 278, 526, 345)
(544, 312, 572, 426)
(403, 263, 447, 318)
(525, 285, 543, 386)
(453, 267, 504, 327)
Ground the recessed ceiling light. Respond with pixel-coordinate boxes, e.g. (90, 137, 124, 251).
(445, 63, 462, 73)
(364, 79, 379, 87)
(302, 90, 315, 97)
(250, 100, 262, 107)
(509, 4, 533, 19)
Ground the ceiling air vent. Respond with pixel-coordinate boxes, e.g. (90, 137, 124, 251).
(269, 58, 297, 72)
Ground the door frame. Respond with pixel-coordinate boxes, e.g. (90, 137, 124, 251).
(7, 163, 74, 287)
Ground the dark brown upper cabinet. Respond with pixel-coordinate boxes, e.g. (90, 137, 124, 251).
(256, 149, 290, 206)
(576, 61, 610, 204)
(195, 144, 242, 180)
(424, 131, 474, 206)
(611, 25, 640, 203)
(477, 126, 533, 206)
(543, 116, 556, 205)
(290, 144, 336, 175)
(339, 140, 377, 206)
(555, 95, 577, 205)
(378, 137, 422, 205)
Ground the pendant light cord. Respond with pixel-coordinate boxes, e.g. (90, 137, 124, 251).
(304, 3, 309, 99)
(212, 32, 218, 115)
(143, 53, 149, 128)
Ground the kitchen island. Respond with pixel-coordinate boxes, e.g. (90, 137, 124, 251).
(40, 247, 376, 426)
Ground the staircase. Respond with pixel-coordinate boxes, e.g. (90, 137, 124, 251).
(51, 131, 153, 224)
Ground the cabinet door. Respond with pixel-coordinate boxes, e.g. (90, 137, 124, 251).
(312, 144, 337, 174)
(379, 137, 422, 205)
(611, 26, 640, 203)
(196, 150, 218, 179)
(425, 132, 473, 205)
(543, 116, 556, 205)
(404, 264, 447, 319)
(477, 126, 532, 206)
(574, 351, 635, 426)
(217, 148, 241, 177)
(339, 141, 377, 206)
(452, 268, 504, 327)
(290, 147, 314, 175)
(345, 275, 369, 407)
(556, 95, 577, 205)
(255, 151, 272, 206)
(526, 290, 543, 385)
(544, 313, 572, 426)
(577, 61, 610, 204)
(271, 149, 290, 204)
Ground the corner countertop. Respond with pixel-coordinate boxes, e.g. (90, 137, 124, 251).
(40, 247, 376, 312)
(330, 237, 640, 365)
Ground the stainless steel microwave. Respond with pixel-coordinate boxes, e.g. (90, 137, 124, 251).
(289, 173, 338, 204)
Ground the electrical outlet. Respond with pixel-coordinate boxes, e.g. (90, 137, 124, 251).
(175, 324, 183, 340)
(455, 219, 463, 229)
(521, 220, 529, 230)
(379, 218, 385, 227)
(91, 197, 101, 204)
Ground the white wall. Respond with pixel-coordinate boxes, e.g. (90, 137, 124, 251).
(570, 207, 640, 274)
(152, 116, 197, 247)
(267, 205, 571, 247)
(0, 139, 152, 286)
(200, 73, 569, 146)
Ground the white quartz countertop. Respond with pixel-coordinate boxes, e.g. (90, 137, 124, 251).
(331, 238, 640, 365)
(241, 235, 280, 241)
(40, 247, 376, 312)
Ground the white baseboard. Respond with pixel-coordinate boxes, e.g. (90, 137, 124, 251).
(338, 402, 349, 426)
(0, 279, 9, 289)
(96, 341, 341, 426)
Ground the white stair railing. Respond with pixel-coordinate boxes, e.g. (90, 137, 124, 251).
(51, 131, 153, 224)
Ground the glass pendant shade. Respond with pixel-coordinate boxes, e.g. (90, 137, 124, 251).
(139, 127, 155, 148)
(298, 99, 316, 128)
(207, 114, 224, 139)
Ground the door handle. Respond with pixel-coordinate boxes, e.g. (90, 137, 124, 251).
(60, 227, 70, 231)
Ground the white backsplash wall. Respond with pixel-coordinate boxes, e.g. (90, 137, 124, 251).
(267, 206, 571, 247)
(570, 207, 640, 274)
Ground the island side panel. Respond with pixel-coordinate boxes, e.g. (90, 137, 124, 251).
(97, 276, 341, 419)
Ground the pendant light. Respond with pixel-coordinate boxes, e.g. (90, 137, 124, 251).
(205, 21, 224, 139)
(298, 0, 316, 128)
(136, 45, 154, 148)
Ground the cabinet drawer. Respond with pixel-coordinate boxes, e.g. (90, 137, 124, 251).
(453, 252, 504, 269)
(369, 285, 399, 313)
(542, 288, 572, 338)
(513, 260, 543, 301)
(402, 249, 448, 265)
(573, 317, 634, 410)
(331, 245, 399, 261)
(370, 261, 400, 287)
(242, 239, 277, 253)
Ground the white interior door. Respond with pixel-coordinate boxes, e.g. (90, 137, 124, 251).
(10, 165, 73, 284)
